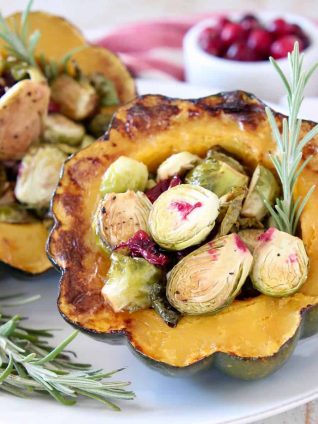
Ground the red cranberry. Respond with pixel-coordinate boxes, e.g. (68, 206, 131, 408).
(226, 42, 260, 61)
(221, 22, 244, 47)
(240, 14, 260, 32)
(268, 18, 289, 38)
(247, 28, 272, 56)
(214, 16, 231, 31)
(199, 27, 224, 56)
(270, 35, 304, 59)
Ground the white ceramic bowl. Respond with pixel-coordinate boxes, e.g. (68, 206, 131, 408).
(183, 12, 318, 102)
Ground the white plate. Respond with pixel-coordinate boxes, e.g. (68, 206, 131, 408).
(1, 80, 318, 424)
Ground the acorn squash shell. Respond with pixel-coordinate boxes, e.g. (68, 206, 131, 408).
(48, 92, 318, 379)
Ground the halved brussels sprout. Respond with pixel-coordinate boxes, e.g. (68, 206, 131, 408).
(43, 113, 85, 146)
(81, 135, 95, 149)
(95, 190, 152, 250)
(149, 184, 219, 250)
(150, 282, 180, 328)
(100, 156, 148, 194)
(88, 113, 112, 138)
(251, 228, 309, 296)
(15, 145, 66, 208)
(50, 75, 98, 121)
(156, 152, 201, 181)
(102, 252, 162, 312)
(0, 77, 50, 160)
(185, 156, 249, 197)
(207, 147, 246, 174)
(167, 233, 253, 315)
(242, 165, 280, 220)
(0, 204, 36, 223)
(218, 186, 247, 236)
(237, 229, 264, 252)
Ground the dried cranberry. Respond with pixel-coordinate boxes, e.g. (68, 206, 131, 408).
(247, 28, 272, 56)
(214, 16, 231, 31)
(116, 230, 169, 267)
(48, 101, 61, 113)
(146, 175, 182, 203)
(270, 35, 304, 59)
(221, 22, 245, 47)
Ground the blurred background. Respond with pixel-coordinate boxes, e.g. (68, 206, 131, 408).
(1, 0, 318, 34)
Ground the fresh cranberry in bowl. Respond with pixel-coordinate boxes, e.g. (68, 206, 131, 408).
(184, 12, 318, 101)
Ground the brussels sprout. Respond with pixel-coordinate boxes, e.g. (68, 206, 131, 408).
(242, 165, 280, 220)
(237, 229, 264, 252)
(185, 156, 249, 197)
(95, 190, 152, 250)
(102, 252, 162, 312)
(150, 282, 180, 327)
(149, 184, 219, 250)
(100, 156, 148, 194)
(251, 228, 309, 297)
(50, 75, 98, 121)
(81, 134, 95, 149)
(0, 78, 50, 160)
(0, 204, 36, 223)
(54, 143, 78, 155)
(218, 186, 247, 236)
(207, 147, 246, 174)
(166, 233, 253, 315)
(88, 113, 112, 138)
(90, 73, 119, 107)
(156, 152, 201, 181)
(15, 146, 66, 208)
(146, 179, 156, 190)
(43, 113, 85, 146)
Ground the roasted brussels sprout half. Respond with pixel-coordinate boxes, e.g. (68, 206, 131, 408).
(81, 134, 95, 149)
(50, 75, 98, 121)
(237, 229, 264, 252)
(0, 77, 50, 160)
(15, 146, 66, 208)
(0, 204, 36, 223)
(242, 165, 280, 220)
(43, 113, 85, 146)
(167, 233, 253, 315)
(102, 252, 162, 312)
(95, 190, 152, 250)
(185, 156, 249, 197)
(218, 186, 247, 236)
(251, 228, 309, 296)
(156, 152, 201, 181)
(149, 184, 219, 250)
(207, 147, 246, 174)
(100, 156, 148, 194)
(150, 282, 180, 328)
(88, 113, 112, 138)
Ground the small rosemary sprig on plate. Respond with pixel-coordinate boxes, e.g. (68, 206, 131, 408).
(0, 294, 135, 409)
(265, 42, 318, 235)
(0, 0, 83, 81)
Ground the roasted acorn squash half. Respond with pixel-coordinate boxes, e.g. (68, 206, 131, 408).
(0, 11, 136, 275)
(48, 92, 318, 379)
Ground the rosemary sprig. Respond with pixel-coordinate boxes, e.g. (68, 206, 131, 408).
(266, 42, 318, 235)
(0, 295, 135, 409)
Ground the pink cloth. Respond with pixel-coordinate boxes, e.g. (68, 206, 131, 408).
(95, 15, 223, 81)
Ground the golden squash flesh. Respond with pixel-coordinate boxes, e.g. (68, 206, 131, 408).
(48, 92, 318, 378)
